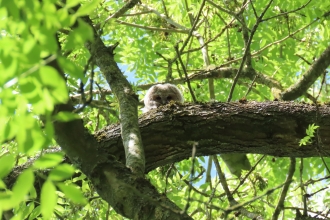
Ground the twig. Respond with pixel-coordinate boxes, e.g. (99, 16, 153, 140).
(227, 0, 274, 102)
(164, 163, 175, 193)
(116, 20, 189, 34)
(262, 0, 313, 22)
(232, 155, 266, 195)
(244, 74, 258, 98)
(272, 157, 296, 220)
(174, 42, 197, 102)
(280, 40, 330, 100)
(182, 142, 198, 214)
(178, 0, 207, 54)
(104, 0, 140, 22)
(74, 58, 95, 113)
(225, 183, 287, 214)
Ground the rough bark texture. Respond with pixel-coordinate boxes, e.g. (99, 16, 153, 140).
(84, 18, 145, 176)
(95, 101, 330, 172)
(53, 101, 192, 220)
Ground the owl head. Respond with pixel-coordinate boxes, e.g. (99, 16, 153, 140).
(143, 83, 184, 112)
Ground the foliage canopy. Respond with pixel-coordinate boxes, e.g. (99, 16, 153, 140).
(0, 0, 330, 219)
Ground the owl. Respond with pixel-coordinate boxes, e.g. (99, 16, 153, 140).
(143, 83, 184, 112)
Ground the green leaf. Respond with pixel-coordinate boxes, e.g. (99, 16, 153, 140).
(64, 0, 81, 8)
(39, 66, 63, 89)
(75, 0, 101, 17)
(0, 191, 12, 210)
(33, 152, 64, 169)
(11, 169, 34, 207)
(57, 183, 87, 204)
(181, 172, 190, 181)
(53, 111, 81, 122)
(39, 66, 68, 104)
(41, 180, 57, 219)
(16, 116, 46, 154)
(64, 20, 94, 51)
(58, 56, 84, 79)
(28, 205, 41, 220)
(22, 202, 35, 220)
(0, 180, 6, 189)
(0, 154, 15, 179)
(49, 164, 75, 181)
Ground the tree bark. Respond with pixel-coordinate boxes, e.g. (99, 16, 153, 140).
(53, 101, 192, 220)
(95, 101, 330, 172)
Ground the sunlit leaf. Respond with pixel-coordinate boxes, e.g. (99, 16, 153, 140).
(53, 111, 81, 122)
(0, 154, 15, 179)
(11, 169, 34, 207)
(49, 164, 75, 181)
(33, 152, 64, 169)
(40, 180, 57, 219)
(75, 0, 101, 17)
(57, 183, 87, 204)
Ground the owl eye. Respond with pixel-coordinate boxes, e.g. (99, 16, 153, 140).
(167, 96, 172, 101)
(155, 96, 161, 101)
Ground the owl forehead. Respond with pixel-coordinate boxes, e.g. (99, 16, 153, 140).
(154, 84, 173, 90)
(152, 85, 175, 94)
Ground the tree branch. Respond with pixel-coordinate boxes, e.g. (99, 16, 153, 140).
(84, 17, 145, 176)
(95, 101, 330, 173)
(281, 44, 330, 100)
(138, 67, 283, 92)
(272, 157, 296, 220)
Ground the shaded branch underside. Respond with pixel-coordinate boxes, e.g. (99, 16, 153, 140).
(95, 101, 330, 172)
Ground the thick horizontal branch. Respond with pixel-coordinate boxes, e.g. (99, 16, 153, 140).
(95, 101, 330, 172)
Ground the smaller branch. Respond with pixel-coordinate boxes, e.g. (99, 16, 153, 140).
(138, 67, 283, 93)
(250, 0, 258, 19)
(227, 0, 274, 102)
(262, 0, 313, 22)
(299, 158, 305, 215)
(139, 3, 189, 31)
(272, 157, 296, 220)
(179, 0, 207, 54)
(206, 0, 235, 17)
(104, 0, 140, 22)
(232, 155, 266, 195)
(301, 175, 330, 187)
(212, 156, 234, 203)
(285, 207, 329, 219)
(161, 0, 169, 18)
(116, 20, 189, 34)
(74, 64, 95, 113)
(225, 183, 286, 215)
(120, 10, 152, 17)
(307, 186, 329, 197)
(174, 42, 197, 102)
(281, 44, 330, 100)
(172, 166, 210, 197)
(213, 155, 262, 220)
(212, 156, 260, 220)
(295, 54, 312, 65)
(244, 74, 258, 98)
(205, 156, 212, 185)
(164, 163, 175, 193)
(182, 142, 198, 214)
(315, 71, 326, 101)
(206, 0, 246, 27)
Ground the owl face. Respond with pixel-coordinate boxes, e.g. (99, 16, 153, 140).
(143, 83, 184, 112)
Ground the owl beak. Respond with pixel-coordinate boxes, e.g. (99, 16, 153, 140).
(162, 100, 168, 104)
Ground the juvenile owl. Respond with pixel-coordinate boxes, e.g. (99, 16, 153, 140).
(143, 83, 184, 112)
